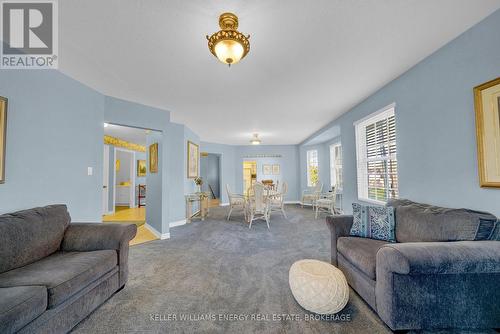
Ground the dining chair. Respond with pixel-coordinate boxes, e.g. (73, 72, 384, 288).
(269, 181, 288, 218)
(302, 182, 323, 209)
(226, 184, 246, 221)
(247, 182, 270, 229)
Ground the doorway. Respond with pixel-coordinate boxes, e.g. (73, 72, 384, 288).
(114, 148, 136, 209)
(102, 123, 157, 245)
(200, 152, 221, 207)
(243, 161, 257, 196)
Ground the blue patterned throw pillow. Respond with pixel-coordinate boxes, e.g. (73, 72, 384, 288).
(350, 203, 396, 242)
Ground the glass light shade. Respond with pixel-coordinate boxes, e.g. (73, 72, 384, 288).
(251, 140, 261, 145)
(214, 39, 244, 65)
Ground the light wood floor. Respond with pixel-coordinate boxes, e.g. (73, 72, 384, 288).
(103, 206, 146, 222)
(102, 201, 221, 245)
(130, 225, 158, 246)
(103, 206, 157, 245)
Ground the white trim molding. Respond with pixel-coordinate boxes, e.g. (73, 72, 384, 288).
(145, 223, 170, 240)
(170, 219, 187, 228)
(284, 201, 301, 204)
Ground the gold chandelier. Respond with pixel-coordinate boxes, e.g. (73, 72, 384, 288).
(206, 12, 250, 66)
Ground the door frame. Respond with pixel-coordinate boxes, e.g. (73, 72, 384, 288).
(113, 147, 136, 209)
(103, 145, 111, 215)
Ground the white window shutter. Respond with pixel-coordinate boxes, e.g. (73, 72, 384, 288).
(354, 103, 398, 204)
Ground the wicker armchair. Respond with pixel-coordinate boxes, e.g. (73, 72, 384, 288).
(301, 182, 323, 209)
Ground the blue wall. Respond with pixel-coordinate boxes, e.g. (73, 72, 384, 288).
(0, 70, 104, 221)
(200, 142, 237, 204)
(234, 145, 300, 202)
(300, 9, 500, 217)
(200, 142, 301, 203)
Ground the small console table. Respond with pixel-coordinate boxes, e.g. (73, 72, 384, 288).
(185, 192, 210, 223)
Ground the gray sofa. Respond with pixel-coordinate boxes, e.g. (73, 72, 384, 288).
(326, 199, 500, 331)
(0, 205, 137, 334)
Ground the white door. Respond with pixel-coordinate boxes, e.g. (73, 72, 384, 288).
(103, 145, 110, 215)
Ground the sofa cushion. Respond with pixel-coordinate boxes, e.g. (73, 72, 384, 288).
(350, 203, 396, 242)
(0, 205, 71, 273)
(0, 250, 117, 309)
(386, 199, 498, 242)
(337, 237, 388, 279)
(0, 286, 47, 334)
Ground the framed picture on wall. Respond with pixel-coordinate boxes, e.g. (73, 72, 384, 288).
(187, 141, 199, 178)
(0, 97, 7, 184)
(149, 143, 158, 173)
(262, 164, 272, 175)
(272, 164, 280, 175)
(137, 160, 147, 177)
(474, 77, 500, 187)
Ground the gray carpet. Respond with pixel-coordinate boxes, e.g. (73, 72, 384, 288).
(71, 206, 392, 333)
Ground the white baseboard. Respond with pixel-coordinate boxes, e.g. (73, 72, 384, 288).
(220, 202, 229, 207)
(145, 223, 170, 240)
(170, 219, 187, 228)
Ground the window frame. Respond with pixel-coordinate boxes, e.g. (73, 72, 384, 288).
(329, 142, 342, 192)
(306, 149, 319, 187)
(354, 103, 398, 205)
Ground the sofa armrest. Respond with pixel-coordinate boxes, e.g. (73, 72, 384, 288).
(325, 215, 353, 265)
(376, 240, 500, 275)
(61, 223, 137, 287)
(375, 240, 500, 330)
(62, 223, 137, 252)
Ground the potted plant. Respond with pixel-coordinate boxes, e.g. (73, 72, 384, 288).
(194, 177, 203, 193)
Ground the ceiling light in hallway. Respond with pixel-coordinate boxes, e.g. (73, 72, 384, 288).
(250, 133, 261, 145)
(207, 12, 250, 66)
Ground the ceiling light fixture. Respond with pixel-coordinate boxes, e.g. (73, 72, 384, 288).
(207, 12, 250, 67)
(103, 123, 109, 128)
(250, 133, 261, 145)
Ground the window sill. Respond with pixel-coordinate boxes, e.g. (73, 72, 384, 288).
(358, 197, 386, 206)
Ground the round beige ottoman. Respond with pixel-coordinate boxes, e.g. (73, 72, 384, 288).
(289, 259, 349, 314)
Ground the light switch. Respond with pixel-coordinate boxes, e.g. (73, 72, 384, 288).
(87, 167, 93, 176)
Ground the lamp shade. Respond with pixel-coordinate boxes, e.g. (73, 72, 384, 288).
(214, 40, 245, 65)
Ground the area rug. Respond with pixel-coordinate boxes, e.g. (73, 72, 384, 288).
(72, 205, 393, 333)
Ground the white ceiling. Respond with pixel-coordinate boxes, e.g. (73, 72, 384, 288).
(59, 0, 500, 145)
(104, 124, 148, 146)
